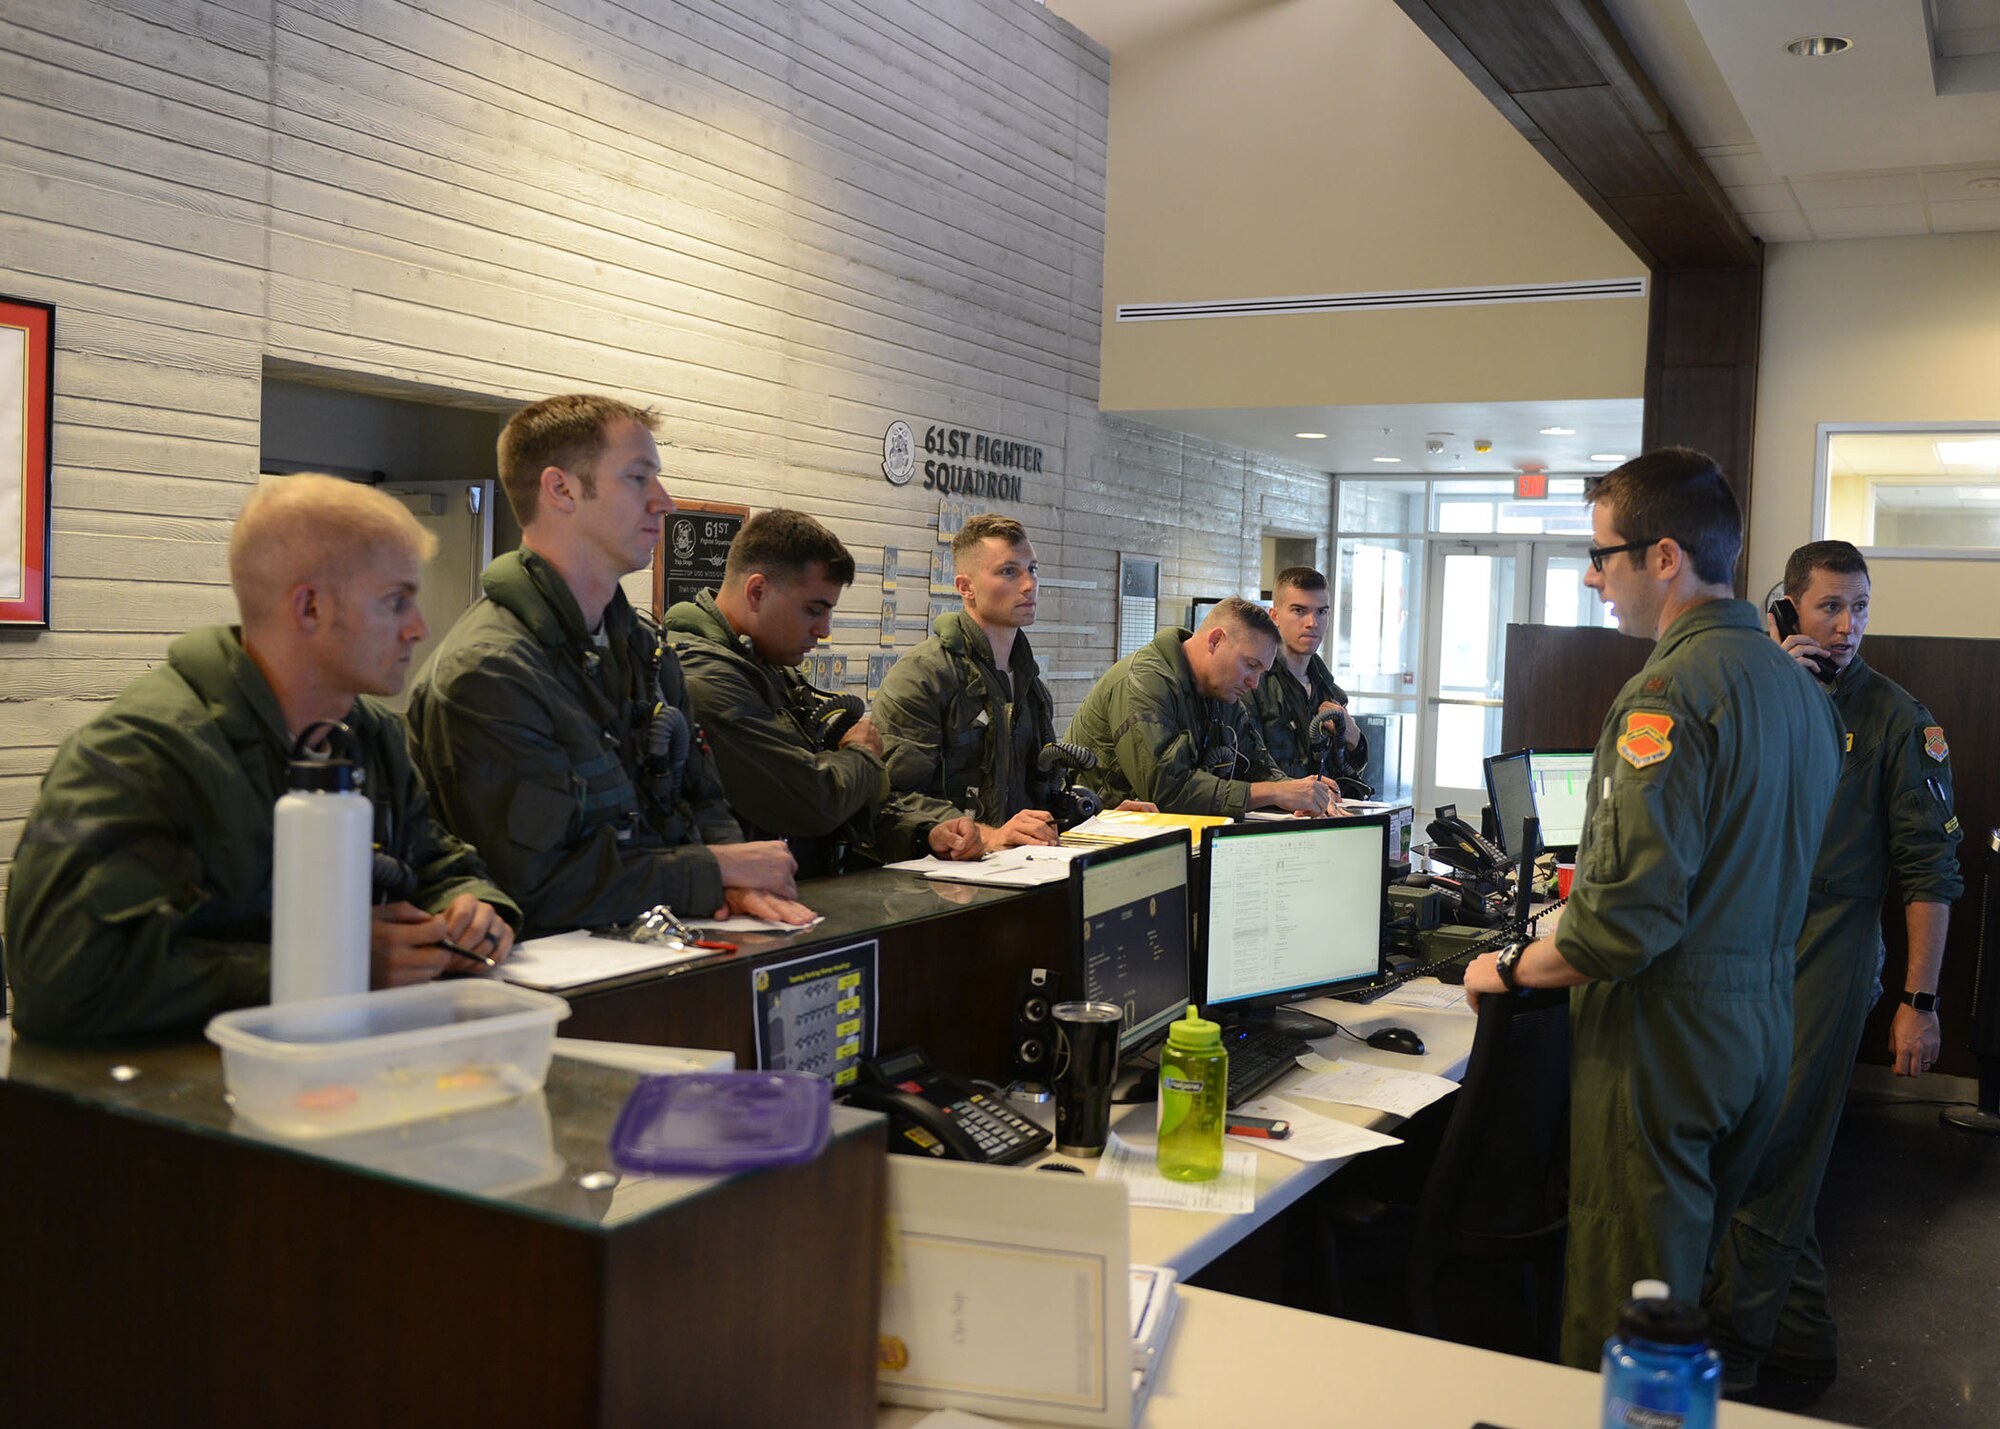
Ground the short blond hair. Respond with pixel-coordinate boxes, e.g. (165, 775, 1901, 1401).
(229, 474, 437, 627)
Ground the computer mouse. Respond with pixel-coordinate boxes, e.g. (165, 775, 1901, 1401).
(1365, 1026, 1426, 1056)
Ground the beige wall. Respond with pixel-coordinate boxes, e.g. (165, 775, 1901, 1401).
(1749, 234, 2000, 637)
(1094, 0, 1650, 411)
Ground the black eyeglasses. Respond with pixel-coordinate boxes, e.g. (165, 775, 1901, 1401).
(1587, 538, 1659, 572)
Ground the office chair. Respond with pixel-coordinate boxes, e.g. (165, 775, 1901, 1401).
(1405, 985, 1571, 1359)
(1317, 986, 1571, 1360)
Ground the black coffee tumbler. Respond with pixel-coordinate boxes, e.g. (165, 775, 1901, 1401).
(1051, 1000, 1123, 1157)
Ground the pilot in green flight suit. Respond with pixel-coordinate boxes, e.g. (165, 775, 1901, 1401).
(1462, 450, 1842, 1369)
(1706, 543, 1961, 1397)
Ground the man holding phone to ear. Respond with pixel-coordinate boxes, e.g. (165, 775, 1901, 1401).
(1707, 540, 1963, 1404)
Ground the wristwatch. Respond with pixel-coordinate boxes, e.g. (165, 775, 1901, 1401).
(1899, 990, 1940, 1013)
(1494, 942, 1524, 993)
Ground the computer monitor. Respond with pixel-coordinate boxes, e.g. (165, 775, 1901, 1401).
(1526, 750, 1591, 850)
(1071, 831, 1193, 1057)
(1484, 748, 1591, 853)
(1484, 749, 1535, 856)
(1196, 815, 1389, 1039)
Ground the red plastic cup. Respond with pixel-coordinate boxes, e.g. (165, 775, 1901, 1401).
(1557, 863, 1576, 899)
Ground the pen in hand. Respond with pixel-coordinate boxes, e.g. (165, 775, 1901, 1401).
(441, 937, 498, 969)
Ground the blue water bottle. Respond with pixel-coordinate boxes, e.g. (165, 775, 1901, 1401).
(1600, 1279, 1721, 1429)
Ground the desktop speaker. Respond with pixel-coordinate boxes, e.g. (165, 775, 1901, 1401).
(1007, 966, 1064, 1082)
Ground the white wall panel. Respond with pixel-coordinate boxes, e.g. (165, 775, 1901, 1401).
(0, 0, 1331, 917)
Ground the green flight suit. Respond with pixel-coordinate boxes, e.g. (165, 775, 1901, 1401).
(1063, 627, 1285, 816)
(663, 590, 957, 878)
(1553, 600, 1842, 1368)
(872, 609, 1060, 823)
(2, 626, 518, 1039)
(405, 549, 742, 937)
(1707, 656, 1961, 1377)
(1245, 652, 1370, 782)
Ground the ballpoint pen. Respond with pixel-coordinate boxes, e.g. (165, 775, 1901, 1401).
(441, 937, 499, 969)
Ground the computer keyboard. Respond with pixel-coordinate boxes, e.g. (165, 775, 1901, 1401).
(1219, 1025, 1313, 1109)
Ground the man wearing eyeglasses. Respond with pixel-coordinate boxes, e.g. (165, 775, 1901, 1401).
(1703, 541, 1961, 1404)
(1461, 448, 1842, 1371)
(1064, 596, 1337, 816)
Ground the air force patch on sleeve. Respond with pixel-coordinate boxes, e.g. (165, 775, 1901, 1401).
(1924, 725, 1948, 762)
(1617, 711, 1675, 769)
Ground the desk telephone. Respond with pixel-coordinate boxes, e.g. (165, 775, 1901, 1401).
(1425, 804, 1512, 878)
(844, 1048, 1052, 1164)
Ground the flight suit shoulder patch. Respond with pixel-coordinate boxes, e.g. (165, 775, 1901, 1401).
(1616, 710, 1674, 769)
(1923, 725, 1948, 761)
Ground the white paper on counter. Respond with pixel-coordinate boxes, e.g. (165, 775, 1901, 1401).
(1098, 1134, 1257, 1214)
(886, 845, 1084, 887)
(499, 930, 709, 990)
(1224, 1095, 1405, 1162)
(1372, 982, 1475, 1012)
(1285, 1059, 1459, 1118)
(687, 913, 825, 934)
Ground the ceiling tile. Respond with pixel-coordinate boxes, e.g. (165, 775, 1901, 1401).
(1745, 209, 1813, 242)
(1724, 182, 1799, 214)
(1702, 147, 1776, 187)
(1806, 203, 1931, 238)
(1929, 196, 2000, 231)
(1921, 166, 2000, 202)
(1792, 173, 1927, 209)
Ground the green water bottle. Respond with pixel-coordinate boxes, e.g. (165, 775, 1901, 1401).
(1156, 1006, 1227, 1182)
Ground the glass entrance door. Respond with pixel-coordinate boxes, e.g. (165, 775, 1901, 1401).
(1419, 542, 1521, 816)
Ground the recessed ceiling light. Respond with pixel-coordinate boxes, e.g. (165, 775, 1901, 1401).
(1372, 456, 1402, 464)
(1539, 426, 1575, 436)
(1785, 35, 1851, 57)
(1962, 489, 2000, 501)
(1937, 439, 2000, 464)
(1295, 432, 1327, 440)
(1590, 453, 1627, 463)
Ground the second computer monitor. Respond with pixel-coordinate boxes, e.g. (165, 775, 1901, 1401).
(1073, 830, 1193, 1056)
(1198, 816, 1388, 1024)
(1485, 747, 1591, 853)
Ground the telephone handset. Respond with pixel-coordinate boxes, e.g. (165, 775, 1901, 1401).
(844, 1047, 1052, 1164)
(1769, 597, 1838, 682)
(1426, 803, 1512, 877)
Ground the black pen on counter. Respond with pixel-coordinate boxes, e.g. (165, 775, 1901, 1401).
(1225, 1114, 1291, 1139)
(441, 937, 498, 969)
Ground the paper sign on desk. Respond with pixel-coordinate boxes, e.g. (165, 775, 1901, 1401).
(499, 930, 710, 991)
(879, 1158, 1133, 1426)
(1287, 1059, 1459, 1118)
(1097, 1134, 1258, 1214)
(1225, 1096, 1404, 1162)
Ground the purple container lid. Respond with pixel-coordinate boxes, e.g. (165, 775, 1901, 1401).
(609, 1071, 832, 1175)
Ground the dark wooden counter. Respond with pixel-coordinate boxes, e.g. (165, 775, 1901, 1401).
(558, 867, 1071, 1081)
(0, 1034, 884, 1428)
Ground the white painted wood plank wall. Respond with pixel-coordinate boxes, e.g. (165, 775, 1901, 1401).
(0, 0, 1330, 912)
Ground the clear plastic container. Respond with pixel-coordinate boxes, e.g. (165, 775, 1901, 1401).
(206, 981, 570, 1138)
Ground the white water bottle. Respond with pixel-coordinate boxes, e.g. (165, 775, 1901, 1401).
(270, 721, 372, 1004)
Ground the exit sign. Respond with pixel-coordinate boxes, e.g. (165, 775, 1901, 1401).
(1515, 472, 1548, 499)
